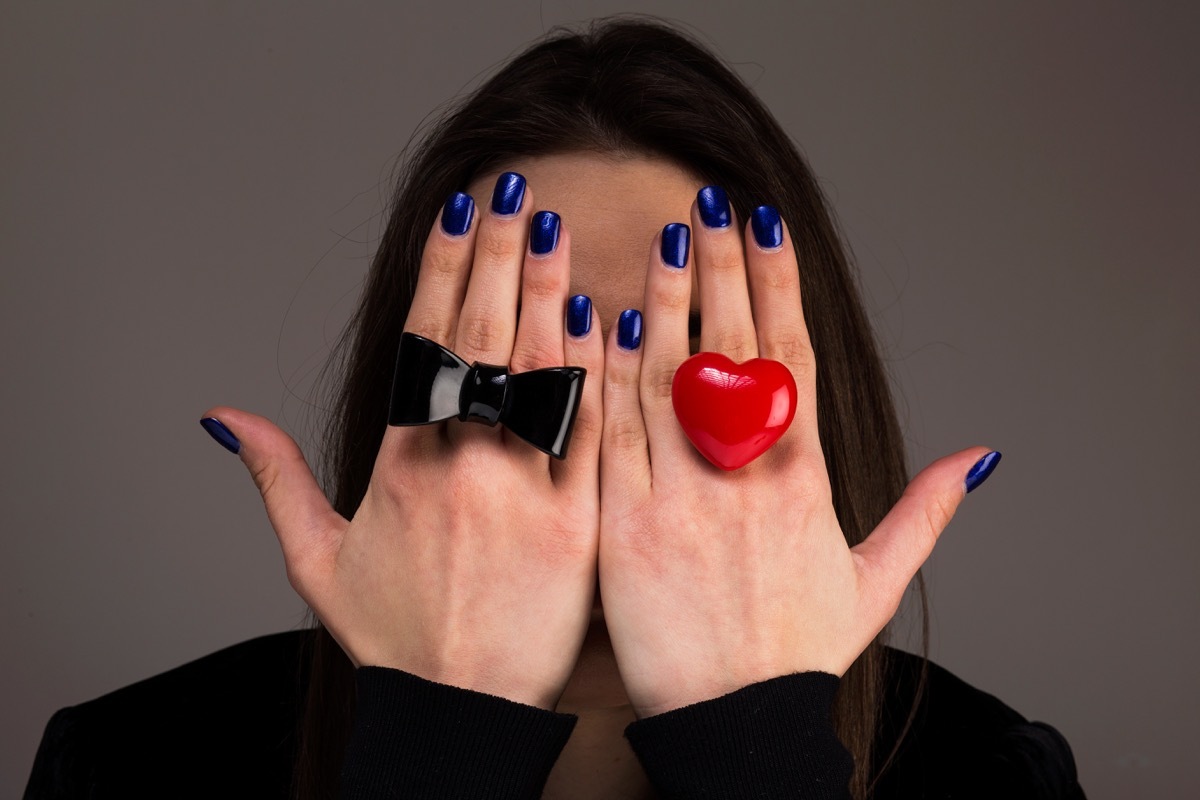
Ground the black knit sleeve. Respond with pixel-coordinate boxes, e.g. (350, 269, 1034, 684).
(339, 666, 578, 799)
(624, 671, 853, 800)
(23, 707, 95, 799)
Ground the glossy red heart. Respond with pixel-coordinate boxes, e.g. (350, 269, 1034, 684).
(671, 352, 798, 471)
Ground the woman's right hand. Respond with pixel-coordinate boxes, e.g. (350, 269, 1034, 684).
(200, 172, 604, 712)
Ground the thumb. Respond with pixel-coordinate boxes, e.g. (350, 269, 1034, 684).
(851, 447, 1002, 624)
(199, 407, 345, 575)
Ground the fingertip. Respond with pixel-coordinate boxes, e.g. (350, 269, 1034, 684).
(564, 296, 604, 410)
(616, 308, 644, 353)
(554, 298, 604, 486)
(565, 293, 593, 340)
(749, 205, 784, 252)
(200, 415, 241, 455)
(964, 450, 1002, 494)
(490, 171, 529, 218)
(439, 191, 476, 238)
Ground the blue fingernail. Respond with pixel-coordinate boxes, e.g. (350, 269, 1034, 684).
(965, 451, 1002, 494)
(492, 171, 526, 216)
(531, 210, 561, 255)
(441, 192, 474, 236)
(567, 294, 591, 337)
(751, 205, 783, 249)
(697, 186, 731, 228)
(617, 309, 642, 350)
(661, 223, 690, 269)
(200, 417, 241, 455)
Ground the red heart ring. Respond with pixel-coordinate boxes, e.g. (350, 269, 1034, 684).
(671, 352, 798, 471)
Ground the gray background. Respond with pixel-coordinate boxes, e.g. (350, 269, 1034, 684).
(3, 2, 1197, 796)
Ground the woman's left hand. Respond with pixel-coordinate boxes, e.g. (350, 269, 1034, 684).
(597, 194, 997, 719)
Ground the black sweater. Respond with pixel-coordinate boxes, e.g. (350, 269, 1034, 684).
(24, 630, 1085, 799)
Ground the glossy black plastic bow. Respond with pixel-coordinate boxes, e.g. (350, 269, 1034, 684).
(387, 332, 586, 459)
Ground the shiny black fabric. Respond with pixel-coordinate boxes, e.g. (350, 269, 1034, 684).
(23, 630, 1085, 799)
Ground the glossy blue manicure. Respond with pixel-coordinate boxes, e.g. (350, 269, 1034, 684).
(441, 192, 474, 236)
(617, 309, 642, 350)
(697, 186, 731, 228)
(751, 205, 783, 249)
(661, 223, 690, 269)
(531, 210, 561, 255)
(491, 171, 526, 216)
(200, 417, 241, 455)
(965, 451, 1002, 494)
(567, 294, 591, 337)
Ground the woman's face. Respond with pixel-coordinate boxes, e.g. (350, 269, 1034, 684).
(464, 151, 705, 352)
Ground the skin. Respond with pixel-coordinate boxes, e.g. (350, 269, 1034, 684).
(205, 151, 990, 800)
(463, 153, 703, 797)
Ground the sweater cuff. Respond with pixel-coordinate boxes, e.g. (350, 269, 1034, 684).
(340, 666, 578, 799)
(624, 671, 853, 800)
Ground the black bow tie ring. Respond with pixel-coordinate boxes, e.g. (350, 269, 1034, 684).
(387, 332, 586, 459)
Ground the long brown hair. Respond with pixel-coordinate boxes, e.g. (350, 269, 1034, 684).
(293, 15, 928, 799)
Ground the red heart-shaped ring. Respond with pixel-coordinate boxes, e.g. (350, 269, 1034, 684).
(671, 352, 798, 471)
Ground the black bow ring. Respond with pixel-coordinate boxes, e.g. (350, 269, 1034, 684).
(387, 332, 586, 459)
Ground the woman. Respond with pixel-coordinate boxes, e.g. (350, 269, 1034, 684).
(25, 16, 1083, 800)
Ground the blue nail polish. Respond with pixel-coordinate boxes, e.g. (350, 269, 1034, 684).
(441, 192, 474, 236)
(617, 309, 642, 350)
(751, 205, 783, 249)
(531, 210, 561, 255)
(661, 223, 690, 269)
(200, 417, 241, 455)
(567, 294, 591, 337)
(697, 186, 731, 228)
(491, 172, 526, 216)
(965, 451, 1002, 494)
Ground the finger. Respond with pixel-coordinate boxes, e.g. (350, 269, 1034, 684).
(452, 171, 533, 449)
(639, 223, 696, 473)
(508, 211, 568, 472)
(744, 205, 818, 458)
(693, 186, 758, 363)
(199, 407, 347, 597)
(403, 191, 478, 345)
(394, 191, 478, 453)
(600, 309, 651, 505)
(455, 171, 532, 365)
(551, 294, 604, 492)
(851, 448, 1001, 630)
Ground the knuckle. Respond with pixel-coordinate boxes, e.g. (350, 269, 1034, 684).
(924, 492, 958, 540)
(758, 261, 801, 293)
(767, 329, 815, 371)
(284, 554, 317, 600)
(648, 280, 691, 314)
(403, 314, 454, 347)
(616, 504, 677, 564)
(705, 250, 746, 277)
(709, 329, 755, 362)
(449, 433, 495, 470)
(458, 312, 506, 356)
(567, 406, 602, 448)
(509, 335, 558, 373)
(605, 412, 645, 452)
(250, 459, 282, 504)
(475, 228, 519, 265)
(535, 518, 590, 570)
(642, 359, 678, 402)
(787, 452, 831, 496)
(520, 269, 562, 303)
(422, 245, 466, 283)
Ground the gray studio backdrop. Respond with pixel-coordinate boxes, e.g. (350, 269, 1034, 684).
(4, 2, 1197, 797)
